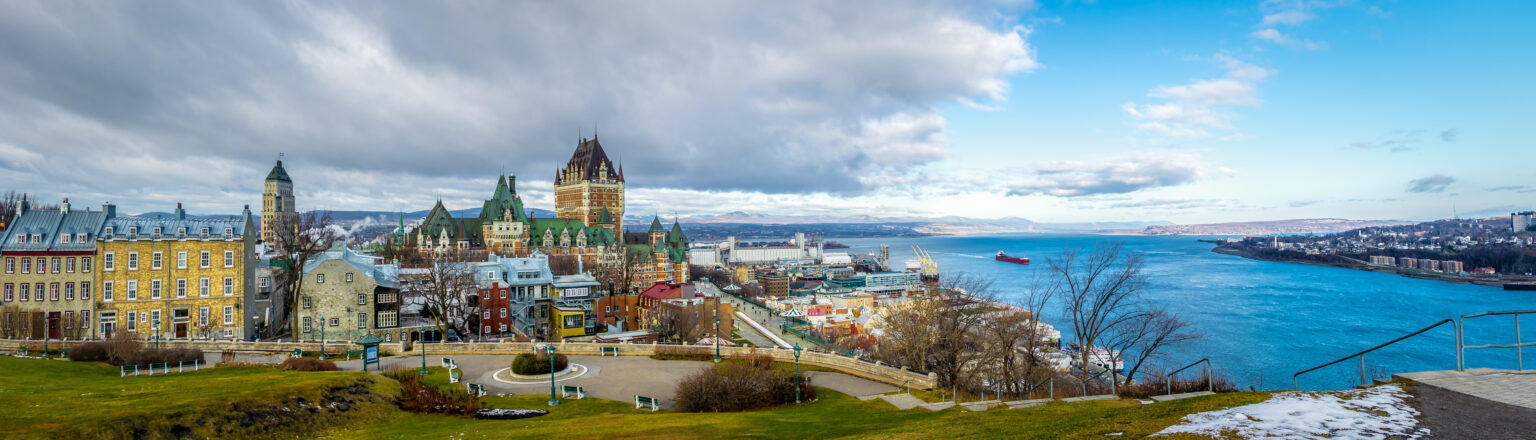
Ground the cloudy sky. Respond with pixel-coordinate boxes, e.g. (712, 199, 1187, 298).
(0, 1, 1530, 223)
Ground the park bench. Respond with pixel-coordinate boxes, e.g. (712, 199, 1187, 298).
(562, 385, 585, 399)
(466, 383, 487, 397)
(600, 346, 620, 356)
(449, 370, 460, 384)
(634, 395, 660, 411)
(18, 346, 27, 356)
(441, 357, 457, 370)
(290, 348, 303, 358)
(345, 349, 364, 360)
(120, 365, 139, 377)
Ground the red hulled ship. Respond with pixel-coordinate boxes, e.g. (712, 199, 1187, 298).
(995, 250, 1030, 265)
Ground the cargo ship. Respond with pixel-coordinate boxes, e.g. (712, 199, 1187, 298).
(995, 250, 1030, 265)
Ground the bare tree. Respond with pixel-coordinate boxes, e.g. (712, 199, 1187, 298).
(1103, 307, 1199, 385)
(407, 249, 479, 341)
(270, 211, 342, 339)
(548, 254, 580, 276)
(1051, 242, 1147, 387)
(649, 304, 704, 344)
(0, 191, 24, 228)
(866, 273, 996, 389)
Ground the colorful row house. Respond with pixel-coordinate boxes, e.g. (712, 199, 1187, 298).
(0, 199, 110, 339)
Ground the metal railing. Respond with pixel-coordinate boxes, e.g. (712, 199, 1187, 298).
(1293, 318, 1457, 390)
(1458, 309, 1536, 371)
(1165, 358, 1212, 396)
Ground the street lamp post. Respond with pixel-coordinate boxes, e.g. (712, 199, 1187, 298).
(714, 310, 721, 363)
(319, 317, 326, 360)
(547, 344, 559, 406)
(419, 325, 428, 375)
(153, 319, 161, 350)
(793, 343, 803, 404)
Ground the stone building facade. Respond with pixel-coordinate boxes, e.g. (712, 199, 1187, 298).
(95, 205, 257, 340)
(554, 135, 625, 237)
(295, 246, 400, 342)
(261, 160, 295, 246)
(0, 198, 111, 339)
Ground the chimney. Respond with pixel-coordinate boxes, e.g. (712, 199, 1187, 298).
(60, 198, 69, 214)
(174, 202, 186, 220)
(102, 202, 116, 219)
(17, 195, 27, 216)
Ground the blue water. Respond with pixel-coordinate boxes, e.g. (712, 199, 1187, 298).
(837, 234, 1536, 390)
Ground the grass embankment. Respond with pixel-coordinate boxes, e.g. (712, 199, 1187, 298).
(1, 356, 1269, 439)
(0, 356, 398, 439)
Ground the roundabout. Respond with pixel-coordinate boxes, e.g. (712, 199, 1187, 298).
(491, 363, 590, 386)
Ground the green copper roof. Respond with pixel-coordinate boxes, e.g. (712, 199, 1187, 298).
(668, 219, 688, 244)
(648, 216, 664, 233)
(596, 206, 614, 224)
(266, 160, 292, 182)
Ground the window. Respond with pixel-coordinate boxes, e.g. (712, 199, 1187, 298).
(127, 311, 137, 331)
(357, 293, 366, 305)
(151, 252, 162, 270)
(483, 325, 490, 334)
(176, 251, 187, 269)
(198, 307, 209, 326)
(259, 277, 270, 290)
(126, 280, 137, 300)
(31, 234, 40, 244)
(224, 250, 234, 267)
(346, 272, 354, 283)
(152, 226, 161, 237)
(128, 252, 138, 270)
(18, 284, 28, 302)
(176, 279, 186, 298)
(223, 277, 233, 296)
(13, 234, 21, 244)
(81, 310, 89, 329)
(200, 251, 210, 268)
(224, 306, 234, 325)
(50, 283, 59, 301)
(65, 283, 74, 300)
(150, 310, 160, 328)
(51, 257, 61, 273)
(201, 227, 209, 238)
(82, 257, 92, 273)
(317, 273, 325, 284)
(151, 279, 161, 299)
(303, 317, 312, 332)
(66, 257, 75, 273)
(128, 226, 137, 238)
(199, 278, 209, 297)
(4, 257, 11, 273)
(105, 226, 113, 237)
(329, 317, 339, 327)
(224, 228, 233, 239)
(80, 282, 90, 301)
(103, 281, 113, 301)
(357, 313, 366, 329)
(303, 296, 311, 309)
(500, 308, 507, 318)
(3, 284, 10, 302)
(104, 253, 114, 271)
(20, 258, 28, 274)
(483, 310, 490, 320)
(378, 311, 398, 328)
(177, 227, 186, 238)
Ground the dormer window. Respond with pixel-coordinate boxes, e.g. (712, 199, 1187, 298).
(14, 234, 23, 244)
(152, 227, 162, 237)
(31, 234, 40, 244)
(177, 227, 186, 238)
(201, 227, 210, 237)
(104, 226, 114, 238)
(223, 228, 233, 239)
(128, 226, 138, 239)
(59, 234, 68, 244)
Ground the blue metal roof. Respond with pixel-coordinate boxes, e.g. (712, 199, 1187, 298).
(104, 209, 251, 238)
(0, 204, 110, 253)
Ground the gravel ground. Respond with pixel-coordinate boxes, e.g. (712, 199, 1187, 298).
(1407, 382, 1536, 440)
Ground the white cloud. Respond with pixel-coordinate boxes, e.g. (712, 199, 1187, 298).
(1125, 55, 1271, 139)
(1261, 10, 1315, 26)
(1006, 152, 1207, 197)
(1250, 28, 1326, 50)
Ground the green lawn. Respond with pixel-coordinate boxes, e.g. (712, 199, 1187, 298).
(0, 356, 1266, 439)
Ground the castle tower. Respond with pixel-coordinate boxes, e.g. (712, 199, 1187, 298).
(554, 133, 624, 235)
(261, 159, 296, 245)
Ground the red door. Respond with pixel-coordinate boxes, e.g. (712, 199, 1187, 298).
(46, 312, 60, 339)
(174, 323, 188, 339)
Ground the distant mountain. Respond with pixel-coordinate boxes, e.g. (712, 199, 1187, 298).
(623, 211, 1172, 236)
(134, 208, 562, 225)
(1133, 218, 1415, 236)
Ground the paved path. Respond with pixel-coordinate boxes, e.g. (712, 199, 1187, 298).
(724, 297, 822, 349)
(337, 354, 898, 411)
(1395, 368, 1536, 410)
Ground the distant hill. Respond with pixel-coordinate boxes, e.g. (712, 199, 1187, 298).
(133, 208, 559, 224)
(620, 211, 1172, 236)
(1134, 218, 1415, 236)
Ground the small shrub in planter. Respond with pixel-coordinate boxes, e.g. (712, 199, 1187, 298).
(278, 357, 339, 371)
(510, 352, 569, 375)
(474, 409, 549, 420)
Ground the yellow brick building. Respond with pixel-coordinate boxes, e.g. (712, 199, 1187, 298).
(94, 204, 256, 340)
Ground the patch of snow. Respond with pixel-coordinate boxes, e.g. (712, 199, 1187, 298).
(1156, 384, 1429, 439)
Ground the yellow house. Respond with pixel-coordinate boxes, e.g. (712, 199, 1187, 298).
(95, 204, 256, 340)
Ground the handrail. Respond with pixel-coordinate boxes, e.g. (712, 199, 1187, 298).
(1165, 358, 1211, 396)
(1458, 309, 1536, 371)
(1293, 318, 1456, 390)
